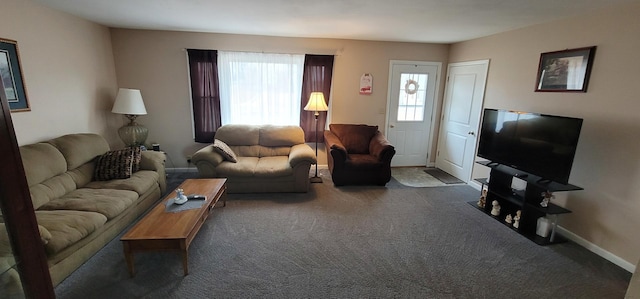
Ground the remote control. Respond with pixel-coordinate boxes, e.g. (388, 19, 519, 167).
(187, 194, 206, 200)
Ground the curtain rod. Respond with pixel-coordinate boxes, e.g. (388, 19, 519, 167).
(182, 48, 342, 56)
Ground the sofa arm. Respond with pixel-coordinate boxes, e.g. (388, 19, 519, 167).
(140, 151, 166, 171)
(369, 132, 395, 163)
(191, 145, 224, 177)
(140, 151, 167, 193)
(289, 144, 316, 167)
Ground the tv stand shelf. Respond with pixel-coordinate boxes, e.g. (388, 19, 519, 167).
(472, 161, 582, 246)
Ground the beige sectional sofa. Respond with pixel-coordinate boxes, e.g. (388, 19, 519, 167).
(10, 133, 166, 286)
(192, 124, 316, 193)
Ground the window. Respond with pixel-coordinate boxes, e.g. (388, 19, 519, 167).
(217, 51, 305, 125)
(397, 73, 428, 122)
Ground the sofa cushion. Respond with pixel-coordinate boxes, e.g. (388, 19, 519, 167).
(94, 148, 135, 181)
(35, 210, 107, 255)
(259, 125, 305, 147)
(254, 156, 292, 177)
(38, 188, 139, 220)
(216, 157, 259, 177)
(28, 173, 77, 210)
(329, 124, 378, 154)
(213, 139, 238, 162)
(84, 170, 159, 195)
(0, 223, 52, 256)
(66, 163, 95, 188)
(216, 124, 260, 146)
(20, 143, 67, 187)
(48, 133, 109, 170)
(258, 146, 292, 157)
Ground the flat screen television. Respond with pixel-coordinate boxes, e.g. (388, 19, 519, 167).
(477, 109, 583, 184)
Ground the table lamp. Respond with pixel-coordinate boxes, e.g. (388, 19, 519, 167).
(303, 92, 329, 183)
(112, 88, 148, 147)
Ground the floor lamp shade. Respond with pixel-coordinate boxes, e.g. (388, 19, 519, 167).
(304, 92, 328, 183)
(112, 88, 148, 147)
(303, 92, 328, 113)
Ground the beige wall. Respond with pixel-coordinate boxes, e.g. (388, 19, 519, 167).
(109, 29, 449, 167)
(0, 0, 118, 146)
(450, 3, 640, 268)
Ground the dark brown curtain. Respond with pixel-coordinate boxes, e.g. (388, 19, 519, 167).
(300, 55, 334, 142)
(187, 49, 221, 143)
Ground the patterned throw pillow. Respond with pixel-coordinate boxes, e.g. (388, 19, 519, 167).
(212, 139, 237, 163)
(131, 146, 142, 172)
(94, 148, 134, 181)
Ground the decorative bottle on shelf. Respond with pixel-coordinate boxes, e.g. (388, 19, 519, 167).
(477, 189, 487, 208)
(513, 210, 521, 229)
(505, 214, 513, 224)
(540, 191, 555, 207)
(174, 188, 188, 205)
(491, 200, 501, 216)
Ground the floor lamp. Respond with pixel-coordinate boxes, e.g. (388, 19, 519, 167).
(303, 92, 328, 183)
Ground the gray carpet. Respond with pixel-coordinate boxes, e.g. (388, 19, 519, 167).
(55, 169, 630, 298)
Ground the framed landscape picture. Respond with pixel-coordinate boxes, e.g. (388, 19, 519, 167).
(535, 46, 596, 92)
(0, 38, 30, 111)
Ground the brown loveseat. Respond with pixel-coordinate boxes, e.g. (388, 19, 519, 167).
(192, 124, 316, 193)
(324, 124, 395, 186)
(11, 133, 166, 287)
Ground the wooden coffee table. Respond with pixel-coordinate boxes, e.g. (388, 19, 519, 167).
(121, 178, 226, 276)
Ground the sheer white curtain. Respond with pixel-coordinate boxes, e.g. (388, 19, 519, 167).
(218, 51, 305, 125)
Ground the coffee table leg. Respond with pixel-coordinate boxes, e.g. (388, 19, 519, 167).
(123, 242, 135, 277)
(181, 241, 189, 275)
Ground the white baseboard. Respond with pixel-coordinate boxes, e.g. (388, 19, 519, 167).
(557, 226, 635, 273)
(468, 179, 483, 191)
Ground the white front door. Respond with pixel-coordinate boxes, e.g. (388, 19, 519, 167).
(435, 60, 489, 182)
(386, 61, 441, 167)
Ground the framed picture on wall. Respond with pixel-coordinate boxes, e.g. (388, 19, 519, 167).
(535, 46, 596, 92)
(0, 38, 30, 111)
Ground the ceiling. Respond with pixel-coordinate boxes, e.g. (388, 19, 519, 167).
(33, 0, 638, 43)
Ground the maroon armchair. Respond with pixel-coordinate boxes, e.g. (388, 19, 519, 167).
(324, 124, 396, 186)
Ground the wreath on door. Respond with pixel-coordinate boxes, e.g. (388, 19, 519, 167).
(405, 79, 419, 95)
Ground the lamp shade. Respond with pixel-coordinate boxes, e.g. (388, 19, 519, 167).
(112, 88, 147, 115)
(303, 92, 328, 112)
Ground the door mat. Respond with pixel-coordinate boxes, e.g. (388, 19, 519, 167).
(423, 168, 464, 184)
(391, 167, 447, 187)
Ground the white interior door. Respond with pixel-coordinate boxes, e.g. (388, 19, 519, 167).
(435, 60, 489, 182)
(386, 61, 441, 167)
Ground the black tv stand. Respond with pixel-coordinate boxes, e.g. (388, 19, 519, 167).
(513, 173, 528, 179)
(536, 178, 553, 184)
(471, 161, 583, 245)
(485, 161, 500, 168)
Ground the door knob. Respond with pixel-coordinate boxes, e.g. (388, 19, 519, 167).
(468, 131, 475, 136)
(390, 124, 395, 128)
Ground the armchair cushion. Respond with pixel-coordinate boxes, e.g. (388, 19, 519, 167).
(329, 124, 378, 154)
